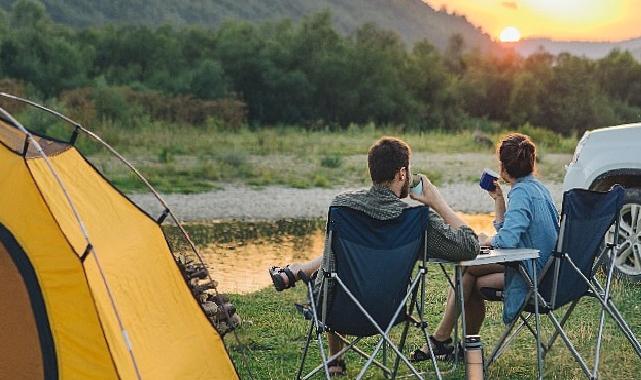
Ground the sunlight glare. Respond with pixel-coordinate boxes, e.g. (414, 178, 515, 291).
(499, 26, 521, 42)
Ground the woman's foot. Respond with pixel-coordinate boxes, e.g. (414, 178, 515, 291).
(327, 358, 347, 377)
(410, 336, 454, 362)
(268, 265, 299, 291)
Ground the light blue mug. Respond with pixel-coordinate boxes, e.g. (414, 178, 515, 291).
(410, 174, 423, 196)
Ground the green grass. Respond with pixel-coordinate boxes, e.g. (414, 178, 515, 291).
(225, 272, 641, 379)
(74, 123, 577, 194)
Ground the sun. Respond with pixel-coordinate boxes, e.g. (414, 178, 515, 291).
(499, 26, 521, 43)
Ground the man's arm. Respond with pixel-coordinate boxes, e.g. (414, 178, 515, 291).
(410, 175, 466, 229)
(410, 175, 480, 261)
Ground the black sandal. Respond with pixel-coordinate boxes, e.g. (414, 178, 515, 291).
(268, 266, 298, 291)
(410, 336, 454, 362)
(327, 358, 347, 377)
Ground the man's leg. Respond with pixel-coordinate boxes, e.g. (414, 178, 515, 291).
(271, 256, 323, 288)
(289, 256, 323, 279)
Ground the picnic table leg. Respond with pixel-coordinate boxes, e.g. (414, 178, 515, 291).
(532, 259, 543, 380)
(456, 266, 467, 370)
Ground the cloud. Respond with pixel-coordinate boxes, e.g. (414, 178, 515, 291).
(501, 1, 518, 10)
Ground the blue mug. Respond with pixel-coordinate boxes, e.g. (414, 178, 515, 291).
(479, 168, 499, 191)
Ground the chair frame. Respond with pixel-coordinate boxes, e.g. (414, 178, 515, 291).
(485, 203, 641, 379)
(295, 224, 443, 380)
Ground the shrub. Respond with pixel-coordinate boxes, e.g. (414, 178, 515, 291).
(320, 154, 343, 168)
(60, 87, 97, 126)
(0, 78, 27, 114)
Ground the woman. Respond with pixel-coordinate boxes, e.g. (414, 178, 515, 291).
(412, 132, 559, 361)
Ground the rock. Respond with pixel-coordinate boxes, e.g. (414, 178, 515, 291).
(473, 130, 494, 148)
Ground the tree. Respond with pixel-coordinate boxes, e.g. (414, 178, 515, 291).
(597, 49, 641, 107)
(405, 40, 461, 129)
(189, 59, 228, 100)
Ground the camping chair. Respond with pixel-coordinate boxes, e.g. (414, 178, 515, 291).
(295, 206, 442, 380)
(484, 186, 641, 379)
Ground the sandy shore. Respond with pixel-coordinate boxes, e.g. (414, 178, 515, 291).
(130, 181, 564, 221)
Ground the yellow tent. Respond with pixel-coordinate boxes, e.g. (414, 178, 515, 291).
(0, 99, 238, 379)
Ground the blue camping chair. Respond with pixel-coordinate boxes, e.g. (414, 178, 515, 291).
(296, 206, 442, 380)
(485, 186, 641, 378)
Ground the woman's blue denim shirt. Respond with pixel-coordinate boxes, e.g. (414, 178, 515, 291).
(491, 174, 559, 323)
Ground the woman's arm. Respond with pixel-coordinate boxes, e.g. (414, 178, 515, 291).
(491, 187, 532, 248)
(489, 180, 506, 230)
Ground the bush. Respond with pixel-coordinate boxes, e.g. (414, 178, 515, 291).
(320, 154, 343, 168)
(0, 78, 27, 114)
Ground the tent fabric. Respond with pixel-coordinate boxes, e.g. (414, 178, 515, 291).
(0, 122, 238, 379)
(538, 186, 625, 309)
(0, 118, 70, 157)
(0, 228, 48, 380)
(325, 206, 429, 336)
(0, 144, 118, 379)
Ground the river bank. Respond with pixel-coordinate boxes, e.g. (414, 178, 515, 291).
(131, 181, 564, 221)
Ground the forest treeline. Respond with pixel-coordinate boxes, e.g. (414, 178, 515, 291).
(1, 0, 640, 134)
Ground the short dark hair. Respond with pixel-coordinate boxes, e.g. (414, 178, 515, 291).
(497, 133, 536, 179)
(367, 137, 411, 184)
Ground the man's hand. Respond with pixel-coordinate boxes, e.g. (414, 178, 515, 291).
(488, 180, 503, 200)
(411, 174, 467, 230)
(409, 174, 446, 209)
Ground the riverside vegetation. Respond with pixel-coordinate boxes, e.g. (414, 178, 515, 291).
(21, 114, 577, 193)
(3, 1, 637, 194)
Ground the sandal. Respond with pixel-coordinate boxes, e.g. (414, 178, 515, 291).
(268, 266, 298, 291)
(479, 287, 503, 301)
(327, 358, 347, 377)
(410, 336, 454, 362)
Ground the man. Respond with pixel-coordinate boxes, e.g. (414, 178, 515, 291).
(269, 136, 479, 375)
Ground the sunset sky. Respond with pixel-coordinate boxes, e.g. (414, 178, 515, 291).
(428, 0, 641, 42)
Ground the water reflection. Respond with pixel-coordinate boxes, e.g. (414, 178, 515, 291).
(165, 213, 495, 294)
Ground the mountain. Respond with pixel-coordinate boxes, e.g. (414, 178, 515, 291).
(0, 0, 495, 51)
(515, 37, 641, 60)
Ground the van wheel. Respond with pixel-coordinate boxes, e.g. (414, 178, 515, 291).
(602, 188, 641, 282)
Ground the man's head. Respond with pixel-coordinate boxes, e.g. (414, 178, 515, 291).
(367, 137, 411, 198)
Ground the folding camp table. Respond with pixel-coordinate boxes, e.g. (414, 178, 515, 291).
(432, 248, 542, 380)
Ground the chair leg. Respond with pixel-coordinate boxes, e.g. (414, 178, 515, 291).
(392, 282, 421, 378)
(591, 279, 641, 358)
(568, 254, 641, 359)
(305, 335, 394, 379)
(486, 316, 524, 369)
(604, 298, 641, 358)
(545, 300, 579, 355)
(532, 261, 544, 380)
(547, 310, 592, 379)
(296, 319, 315, 380)
(333, 274, 423, 379)
(304, 281, 331, 380)
(392, 318, 413, 379)
(383, 341, 388, 379)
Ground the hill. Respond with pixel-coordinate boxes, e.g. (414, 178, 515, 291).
(0, 0, 494, 51)
(515, 36, 641, 60)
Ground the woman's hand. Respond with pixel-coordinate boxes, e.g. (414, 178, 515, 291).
(488, 180, 503, 200)
(477, 232, 493, 246)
